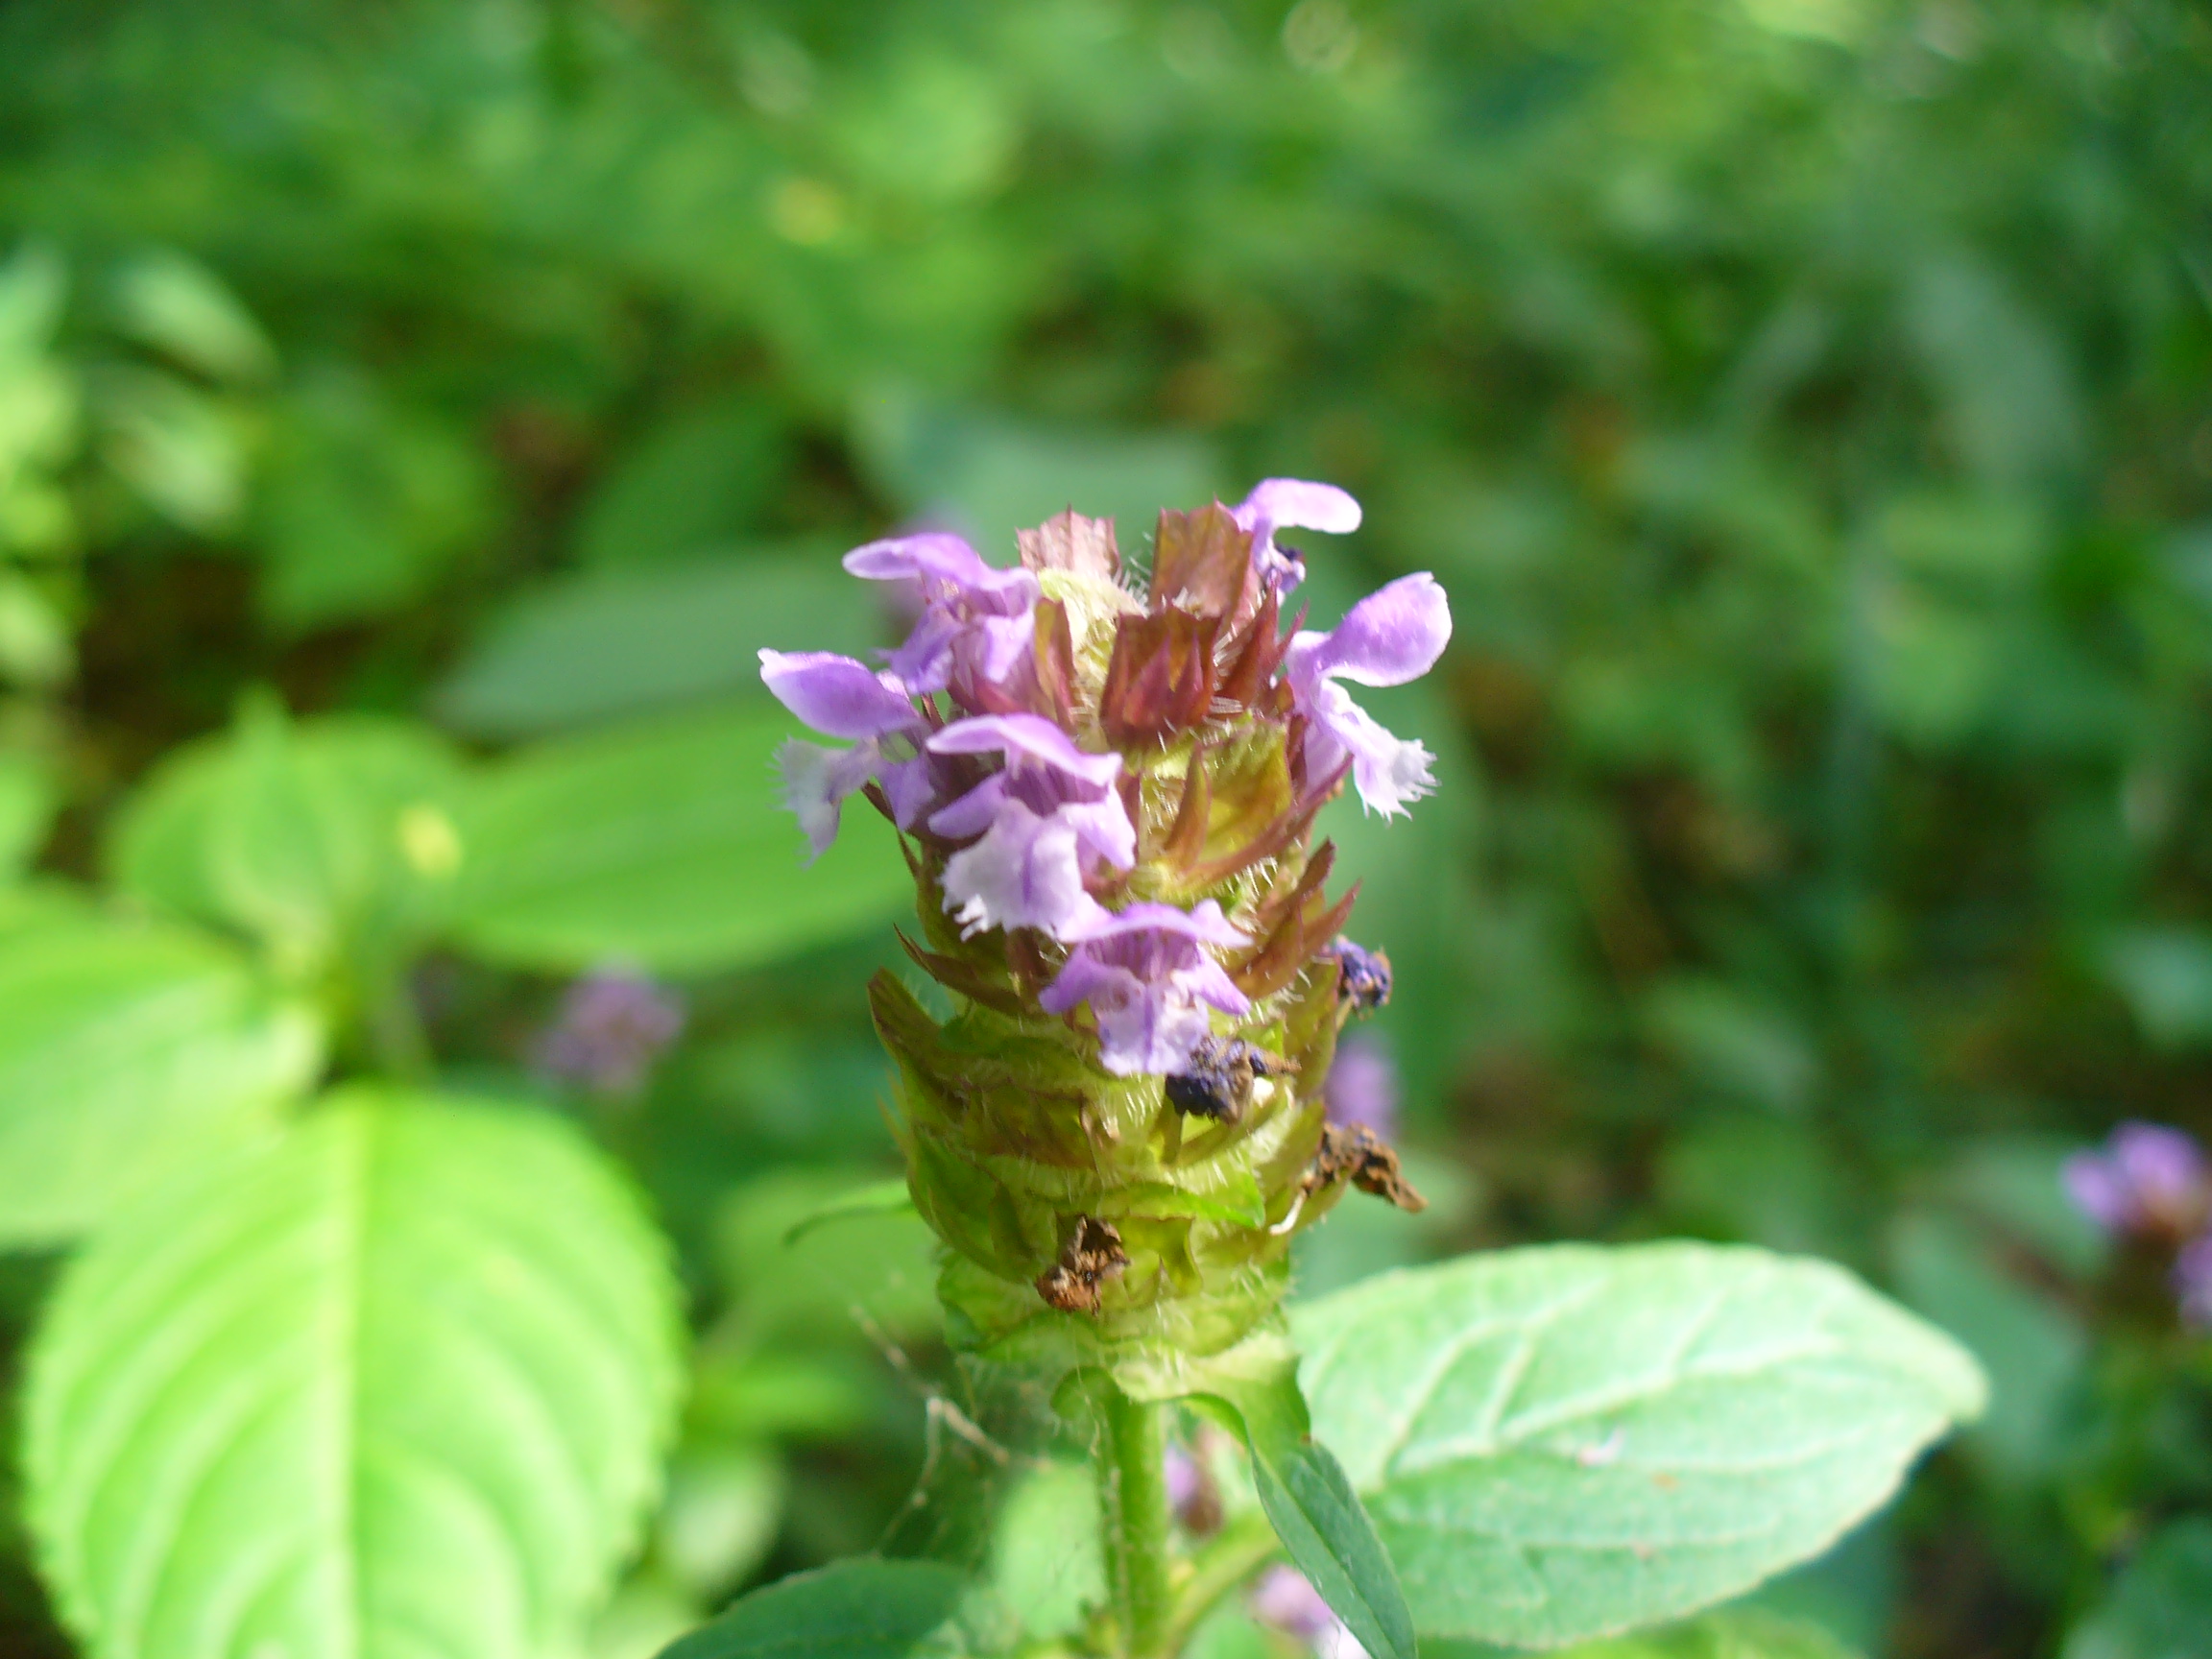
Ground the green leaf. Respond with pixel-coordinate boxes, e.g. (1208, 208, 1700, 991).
(26, 1088, 685, 1659)
(1196, 1370, 1417, 1659)
(0, 746, 58, 877)
(717, 1167, 940, 1342)
(108, 706, 470, 976)
(449, 702, 912, 975)
(435, 551, 880, 739)
(0, 902, 322, 1244)
(654, 1560, 970, 1659)
(108, 249, 277, 385)
(573, 398, 790, 571)
(1291, 1243, 1984, 1650)
(780, 1177, 918, 1246)
(984, 1459, 1104, 1641)
(2062, 1518, 2212, 1659)
(1490, 1606, 1863, 1659)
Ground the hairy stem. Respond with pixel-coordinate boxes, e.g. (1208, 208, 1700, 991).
(1101, 1387, 1174, 1658)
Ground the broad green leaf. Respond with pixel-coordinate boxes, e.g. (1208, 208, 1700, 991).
(2062, 1518, 2212, 1659)
(984, 1459, 1103, 1641)
(108, 250, 277, 385)
(717, 1167, 940, 1341)
(654, 1560, 970, 1659)
(108, 707, 470, 977)
(434, 551, 878, 739)
(450, 702, 911, 974)
(573, 398, 790, 571)
(657, 1447, 785, 1600)
(1291, 1243, 1984, 1650)
(1490, 1606, 1863, 1659)
(1196, 1370, 1417, 1659)
(0, 904, 322, 1243)
(26, 1089, 685, 1659)
(2101, 927, 2212, 1050)
(0, 746, 58, 877)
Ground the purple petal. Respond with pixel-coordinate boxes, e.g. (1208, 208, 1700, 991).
(844, 531, 993, 587)
(2112, 1121, 2206, 1206)
(1325, 1033, 1402, 1139)
(927, 773, 1011, 841)
(1300, 680, 1436, 817)
(1292, 573, 1453, 689)
(927, 713, 1123, 789)
(759, 650, 918, 739)
(878, 754, 938, 830)
(1059, 899, 1250, 950)
(937, 804, 1107, 939)
(1234, 479, 1362, 539)
(775, 738, 882, 861)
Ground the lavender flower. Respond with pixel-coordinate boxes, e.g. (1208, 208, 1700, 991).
(1233, 477, 1362, 594)
(537, 969, 686, 1094)
(1250, 1567, 1367, 1659)
(1324, 1032, 1400, 1142)
(1041, 902, 1252, 1075)
(1284, 573, 1453, 816)
(2062, 1121, 2211, 1244)
(842, 530, 1039, 701)
(758, 648, 931, 857)
(762, 480, 1450, 1358)
(926, 713, 1134, 939)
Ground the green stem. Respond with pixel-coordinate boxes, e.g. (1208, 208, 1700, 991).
(1160, 1512, 1280, 1656)
(1101, 1386, 1174, 1658)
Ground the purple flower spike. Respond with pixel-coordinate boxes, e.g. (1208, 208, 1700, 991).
(2063, 1120, 2211, 1241)
(1234, 478, 1362, 594)
(758, 649, 918, 739)
(926, 714, 1136, 939)
(844, 531, 1040, 698)
(537, 969, 686, 1094)
(1041, 901, 1251, 1075)
(1285, 573, 1453, 816)
(1325, 1032, 1401, 1141)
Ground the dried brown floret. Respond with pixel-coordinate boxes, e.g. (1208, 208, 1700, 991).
(1035, 1215, 1129, 1314)
(1304, 1122, 1426, 1213)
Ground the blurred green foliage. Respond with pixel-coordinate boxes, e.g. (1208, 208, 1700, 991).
(2, 0, 2212, 1654)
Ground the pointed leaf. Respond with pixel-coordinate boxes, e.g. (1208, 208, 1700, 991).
(655, 1560, 971, 1659)
(1292, 1243, 1984, 1650)
(26, 1089, 685, 1659)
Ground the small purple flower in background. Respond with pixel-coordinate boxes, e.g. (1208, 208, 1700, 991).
(1325, 1031, 1401, 1142)
(1250, 1567, 1367, 1658)
(926, 714, 1134, 939)
(1162, 1435, 1223, 1534)
(537, 969, 686, 1095)
(2062, 1121, 2211, 1244)
(1041, 902, 1252, 1075)
(1284, 573, 1453, 816)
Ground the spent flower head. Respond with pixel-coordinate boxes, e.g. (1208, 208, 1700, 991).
(536, 968, 686, 1095)
(761, 481, 1449, 1390)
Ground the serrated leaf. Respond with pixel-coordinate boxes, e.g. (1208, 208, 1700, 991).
(0, 903, 322, 1244)
(654, 1560, 970, 1659)
(108, 708, 471, 977)
(450, 702, 911, 974)
(1291, 1243, 1984, 1650)
(26, 1089, 685, 1659)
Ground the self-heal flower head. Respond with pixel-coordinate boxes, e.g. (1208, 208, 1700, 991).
(926, 713, 1135, 939)
(1285, 573, 1453, 816)
(759, 648, 932, 858)
(2063, 1120, 2211, 1243)
(844, 531, 1039, 700)
(536, 969, 686, 1095)
(1251, 1567, 1368, 1659)
(1233, 477, 1362, 595)
(1041, 901, 1252, 1075)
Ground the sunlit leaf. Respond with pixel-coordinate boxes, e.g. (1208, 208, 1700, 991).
(1292, 1244, 1984, 1649)
(26, 1089, 685, 1659)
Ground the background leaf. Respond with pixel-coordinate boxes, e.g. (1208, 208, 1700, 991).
(434, 551, 880, 740)
(0, 896, 321, 1243)
(2060, 1518, 2212, 1659)
(1291, 1243, 1984, 1649)
(449, 702, 912, 975)
(653, 1559, 969, 1659)
(26, 1088, 685, 1659)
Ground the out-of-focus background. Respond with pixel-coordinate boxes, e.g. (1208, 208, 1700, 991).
(3, 2, 2211, 1655)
